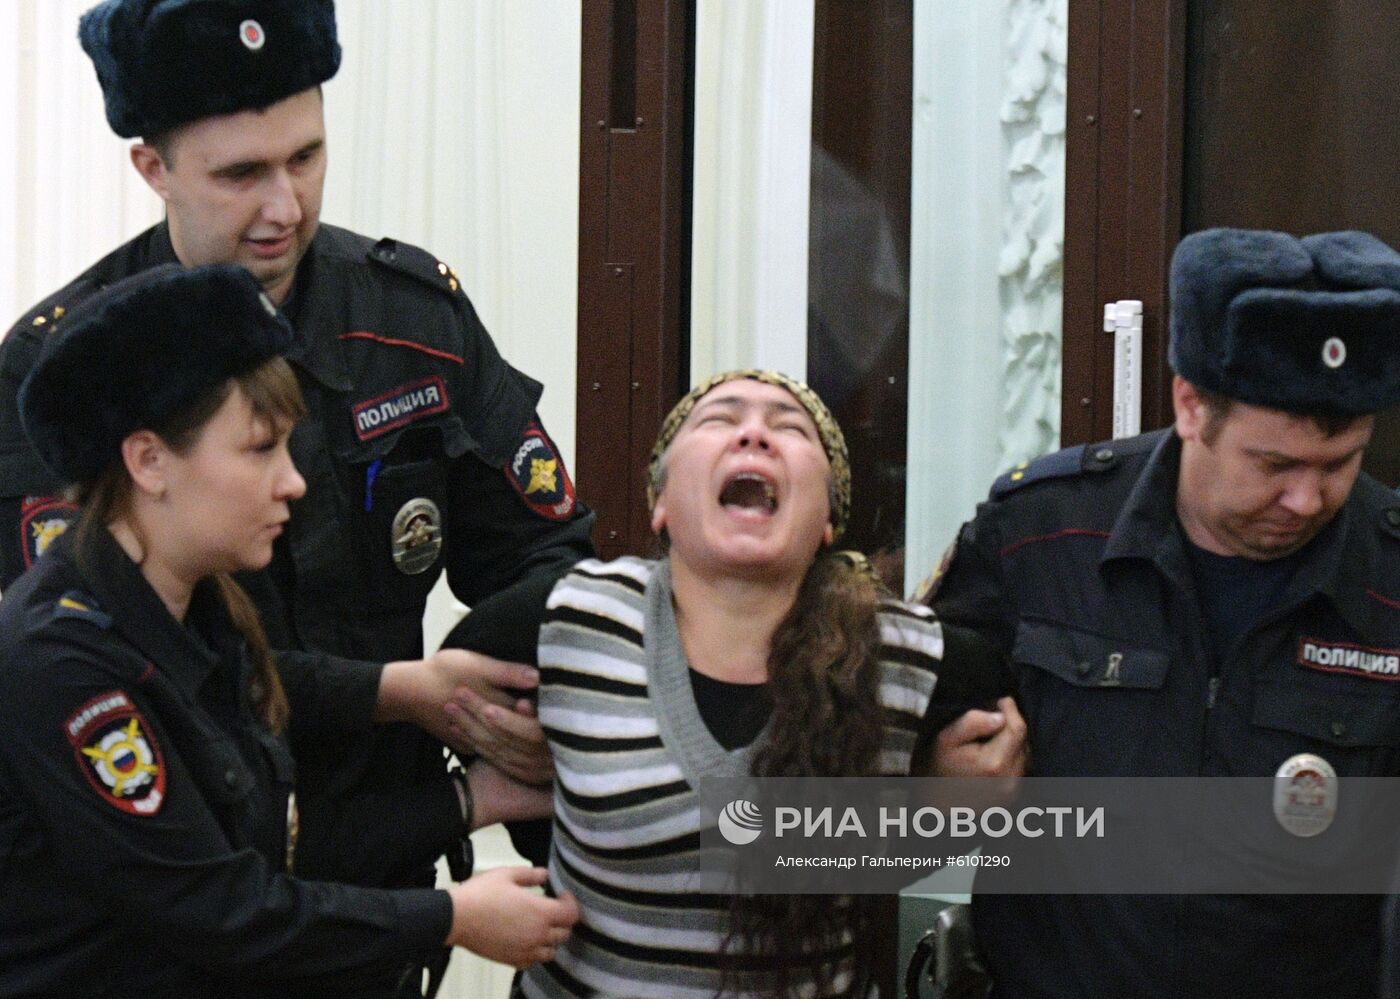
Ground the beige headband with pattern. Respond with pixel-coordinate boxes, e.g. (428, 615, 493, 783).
(646, 369, 851, 542)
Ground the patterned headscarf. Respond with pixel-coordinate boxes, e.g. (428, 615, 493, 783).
(646, 369, 851, 542)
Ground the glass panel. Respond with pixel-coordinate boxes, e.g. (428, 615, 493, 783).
(809, 0, 913, 576)
(903, 0, 1067, 593)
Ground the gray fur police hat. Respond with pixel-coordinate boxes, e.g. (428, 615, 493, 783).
(19, 264, 295, 484)
(79, 0, 341, 138)
(1169, 228, 1400, 415)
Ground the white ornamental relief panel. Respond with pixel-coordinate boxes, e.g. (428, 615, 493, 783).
(904, 0, 1067, 594)
(998, 0, 1066, 471)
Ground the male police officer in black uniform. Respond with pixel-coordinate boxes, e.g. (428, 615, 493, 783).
(927, 227, 1400, 998)
(0, 2, 591, 994)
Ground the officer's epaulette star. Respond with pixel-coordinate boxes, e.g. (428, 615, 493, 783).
(50, 590, 113, 629)
(368, 238, 466, 299)
(991, 441, 1125, 498)
(28, 304, 67, 329)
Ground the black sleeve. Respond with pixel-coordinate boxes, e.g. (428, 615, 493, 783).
(271, 650, 471, 886)
(442, 565, 560, 667)
(441, 444, 595, 612)
(924, 513, 1021, 721)
(435, 285, 595, 641)
(440, 559, 563, 868)
(0, 657, 452, 977)
(292, 775, 467, 888)
(275, 649, 384, 749)
(921, 621, 1017, 735)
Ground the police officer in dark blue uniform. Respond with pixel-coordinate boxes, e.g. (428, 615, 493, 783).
(926, 228, 1400, 998)
(0, 264, 579, 997)
(0, 2, 589, 993)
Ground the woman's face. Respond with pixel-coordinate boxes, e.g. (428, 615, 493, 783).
(159, 385, 305, 576)
(651, 378, 833, 581)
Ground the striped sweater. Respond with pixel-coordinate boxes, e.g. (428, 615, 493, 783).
(519, 557, 943, 998)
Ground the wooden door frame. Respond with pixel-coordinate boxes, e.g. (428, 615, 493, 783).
(576, 0, 693, 560)
(1061, 0, 1187, 446)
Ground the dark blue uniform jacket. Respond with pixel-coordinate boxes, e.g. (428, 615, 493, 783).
(932, 428, 1400, 999)
(0, 527, 451, 997)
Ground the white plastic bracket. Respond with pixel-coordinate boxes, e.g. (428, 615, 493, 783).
(1105, 299, 1143, 439)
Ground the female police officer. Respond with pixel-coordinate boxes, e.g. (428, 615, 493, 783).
(0, 264, 578, 995)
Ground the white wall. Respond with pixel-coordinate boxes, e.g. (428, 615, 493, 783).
(1, 0, 164, 324)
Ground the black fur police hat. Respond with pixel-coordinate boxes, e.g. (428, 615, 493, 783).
(19, 264, 295, 484)
(79, 0, 341, 138)
(1169, 228, 1400, 415)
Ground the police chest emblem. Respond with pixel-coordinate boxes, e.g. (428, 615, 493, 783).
(1273, 753, 1337, 837)
(391, 497, 443, 575)
(351, 377, 450, 442)
(507, 423, 577, 521)
(64, 691, 165, 816)
(20, 496, 78, 570)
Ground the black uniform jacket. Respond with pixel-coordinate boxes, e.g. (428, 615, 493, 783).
(932, 428, 1400, 999)
(0, 222, 595, 887)
(0, 527, 452, 997)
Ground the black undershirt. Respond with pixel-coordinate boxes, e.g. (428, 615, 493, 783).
(690, 668, 773, 750)
(1185, 538, 1306, 669)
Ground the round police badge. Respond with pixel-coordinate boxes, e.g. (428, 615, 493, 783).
(391, 497, 443, 575)
(239, 19, 266, 51)
(1273, 753, 1337, 837)
(1322, 337, 1346, 369)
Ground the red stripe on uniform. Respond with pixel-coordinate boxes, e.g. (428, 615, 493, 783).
(1365, 588, 1400, 612)
(1000, 528, 1111, 559)
(338, 331, 464, 366)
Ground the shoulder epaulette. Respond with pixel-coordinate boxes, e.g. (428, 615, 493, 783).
(367, 238, 465, 300)
(992, 444, 1087, 498)
(991, 431, 1167, 499)
(50, 590, 113, 629)
(991, 443, 1117, 498)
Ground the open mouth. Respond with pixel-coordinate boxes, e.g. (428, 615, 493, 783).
(719, 471, 777, 514)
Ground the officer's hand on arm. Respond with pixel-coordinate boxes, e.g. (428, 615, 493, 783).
(444, 867, 579, 968)
(445, 679, 554, 786)
(464, 757, 554, 829)
(928, 697, 1028, 778)
(375, 649, 553, 784)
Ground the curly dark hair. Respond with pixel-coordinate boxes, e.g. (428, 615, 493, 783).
(722, 551, 887, 997)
